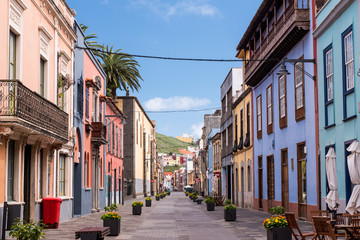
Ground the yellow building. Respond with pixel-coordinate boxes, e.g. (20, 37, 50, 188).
(232, 76, 253, 208)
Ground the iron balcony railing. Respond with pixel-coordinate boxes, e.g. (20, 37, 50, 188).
(0, 80, 68, 142)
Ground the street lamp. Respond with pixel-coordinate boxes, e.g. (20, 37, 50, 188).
(277, 58, 316, 80)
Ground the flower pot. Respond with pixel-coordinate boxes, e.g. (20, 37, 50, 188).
(267, 227, 291, 240)
(167, 192, 170, 195)
(196, 199, 202, 204)
(193, 198, 197, 202)
(160, 195, 164, 199)
(146, 200, 151, 207)
(224, 209, 236, 221)
(132, 205, 142, 215)
(103, 218, 121, 236)
(206, 202, 215, 211)
(156, 196, 160, 201)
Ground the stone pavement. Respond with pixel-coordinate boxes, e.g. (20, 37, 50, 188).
(23, 192, 314, 239)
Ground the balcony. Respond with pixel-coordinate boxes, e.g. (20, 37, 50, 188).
(237, 0, 310, 86)
(0, 80, 68, 143)
(91, 122, 107, 144)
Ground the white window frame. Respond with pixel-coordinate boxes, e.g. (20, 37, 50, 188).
(267, 86, 272, 125)
(257, 96, 262, 131)
(344, 31, 354, 91)
(295, 62, 304, 109)
(325, 49, 334, 101)
(279, 76, 286, 118)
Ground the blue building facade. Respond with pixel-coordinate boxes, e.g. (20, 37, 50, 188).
(73, 21, 107, 217)
(313, 0, 360, 212)
(236, 0, 318, 220)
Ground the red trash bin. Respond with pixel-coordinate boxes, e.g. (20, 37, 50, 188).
(42, 197, 62, 228)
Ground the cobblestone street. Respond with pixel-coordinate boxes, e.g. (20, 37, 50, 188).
(37, 192, 313, 240)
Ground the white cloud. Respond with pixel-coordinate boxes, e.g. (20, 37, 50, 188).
(144, 96, 211, 111)
(189, 122, 203, 138)
(130, 0, 220, 19)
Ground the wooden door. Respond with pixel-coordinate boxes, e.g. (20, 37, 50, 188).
(23, 145, 31, 222)
(281, 149, 289, 211)
(267, 155, 274, 210)
(258, 156, 263, 209)
(297, 142, 307, 219)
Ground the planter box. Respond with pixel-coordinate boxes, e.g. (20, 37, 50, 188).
(196, 199, 203, 204)
(167, 192, 170, 195)
(156, 196, 160, 201)
(206, 203, 215, 211)
(146, 200, 152, 207)
(224, 209, 236, 221)
(103, 219, 120, 236)
(267, 227, 291, 240)
(132, 205, 142, 215)
(160, 195, 164, 199)
(193, 198, 197, 202)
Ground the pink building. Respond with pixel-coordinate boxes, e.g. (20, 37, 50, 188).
(0, 0, 76, 229)
(105, 97, 125, 205)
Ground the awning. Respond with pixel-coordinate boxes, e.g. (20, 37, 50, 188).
(325, 147, 339, 210)
(345, 140, 360, 214)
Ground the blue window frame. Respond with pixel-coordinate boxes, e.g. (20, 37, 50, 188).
(324, 44, 333, 127)
(341, 25, 355, 119)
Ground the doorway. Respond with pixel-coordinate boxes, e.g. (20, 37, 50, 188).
(258, 156, 263, 209)
(23, 145, 31, 222)
(281, 148, 289, 212)
(227, 166, 231, 200)
(107, 175, 112, 206)
(297, 142, 307, 219)
(235, 167, 239, 206)
(267, 155, 274, 210)
(241, 167, 244, 208)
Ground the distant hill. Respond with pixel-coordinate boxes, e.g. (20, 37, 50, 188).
(156, 132, 196, 155)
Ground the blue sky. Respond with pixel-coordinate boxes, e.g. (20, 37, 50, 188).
(67, 0, 262, 138)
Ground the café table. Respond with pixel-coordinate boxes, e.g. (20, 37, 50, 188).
(335, 224, 358, 240)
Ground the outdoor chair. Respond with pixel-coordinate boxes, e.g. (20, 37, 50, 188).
(285, 212, 316, 240)
(351, 218, 360, 238)
(312, 216, 340, 240)
(310, 210, 330, 218)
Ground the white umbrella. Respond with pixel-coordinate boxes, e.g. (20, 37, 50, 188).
(325, 147, 339, 210)
(212, 176, 217, 194)
(345, 140, 360, 214)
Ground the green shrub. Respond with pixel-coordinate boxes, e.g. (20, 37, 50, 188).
(132, 201, 143, 207)
(9, 219, 45, 240)
(224, 199, 232, 205)
(205, 196, 214, 204)
(269, 206, 285, 216)
(104, 203, 119, 212)
(145, 197, 152, 201)
(224, 204, 237, 210)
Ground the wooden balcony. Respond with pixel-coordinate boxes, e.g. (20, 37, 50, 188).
(239, 1, 310, 86)
(91, 122, 107, 144)
(0, 80, 68, 143)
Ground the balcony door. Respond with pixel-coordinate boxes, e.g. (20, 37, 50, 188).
(267, 155, 274, 210)
(23, 145, 31, 222)
(281, 148, 289, 211)
(297, 142, 307, 219)
(258, 156, 263, 209)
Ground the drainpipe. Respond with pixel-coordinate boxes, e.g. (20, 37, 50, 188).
(311, 0, 321, 211)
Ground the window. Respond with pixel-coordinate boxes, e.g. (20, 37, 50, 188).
(48, 161, 51, 195)
(112, 123, 115, 154)
(107, 122, 111, 152)
(225, 128, 228, 146)
(246, 103, 250, 134)
(256, 95, 262, 139)
(99, 103, 102, 122)
(342, 26, 355, 119)
(294, 60, 305, 121)
(119, 128, 122, 157)
(9, 31, 16, 79)
(234, 114, 238, 143)
(225, 94, 228, 112)
(39, 149, 43, 199)
(40, 58, 45, 97)
(278, 75, 287, 128)
(59, 154, 65, 196)
(116, 126, 118, 157)
(7, 140, 15, 201)
(266, 85, 273, 134)
(240, 110, 244, 140)
(85, 88, 89, 120)
(136, 121, 138, 145)
(325, 49, 333, 102)
(344, 31, 354, 91)
(78, 80, 83, 118)
(84, 154, 88, 188)
(57, 76, 65, 110)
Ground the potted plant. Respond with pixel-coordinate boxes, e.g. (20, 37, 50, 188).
(205, 196, 215, 211)
(145, 197, 152, 207)
(160, 193, 164, 199)
(185, 191, 189, 196)
(156, 193, 160, 201)
(167, 190, 170, 195)
(264, 206, 290, 240)
(192, 193, 198, 202)
(224, 204, 237, 221)
(9, 219, 45, 240)
(101, 212, 121, 236)
(132, 201, 143, 215)
(263, 216, 290, 240)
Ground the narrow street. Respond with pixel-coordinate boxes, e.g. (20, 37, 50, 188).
(41, 192, 313, 240)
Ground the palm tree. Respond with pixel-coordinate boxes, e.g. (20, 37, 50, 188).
(80, 25, 143, 98)
(100, 45, 142, 98)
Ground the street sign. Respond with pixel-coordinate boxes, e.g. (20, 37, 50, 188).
(197, 179, 200, 183)
(151, 179, 154, 183)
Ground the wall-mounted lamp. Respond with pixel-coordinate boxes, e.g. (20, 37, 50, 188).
(277, 58, 316, 80)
